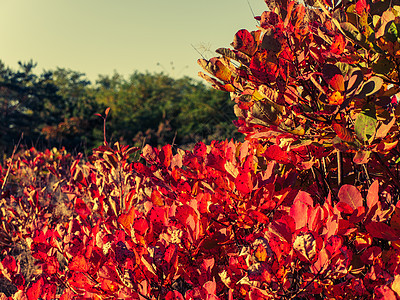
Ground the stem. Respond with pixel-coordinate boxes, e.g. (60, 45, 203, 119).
(362, 163, 371, 187)
(103, 117, 107, 145)
(337, 151, 343, 187)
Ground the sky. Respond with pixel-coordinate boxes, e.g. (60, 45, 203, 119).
(0, 0, 267, 82)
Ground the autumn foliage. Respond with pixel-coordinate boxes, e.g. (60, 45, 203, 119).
(3, 0, 400, 299)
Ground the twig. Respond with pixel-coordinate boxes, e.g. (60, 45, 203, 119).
(337, 151, 343, 187)
(362, 163, 371, 187)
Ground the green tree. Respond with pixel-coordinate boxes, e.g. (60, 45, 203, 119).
(94, 71, 238, 148)
(0, 60, 61, 156)
(41, 68, 103, 152)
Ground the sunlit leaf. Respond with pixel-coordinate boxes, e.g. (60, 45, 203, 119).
(330, 34, 346, 55)
(338, 184, 363, 211)
(293, 232, 316, 262)
(328, 91, 344, 105)
(332, 123, 354, 142)
(118, 205, 137, 232)
(355, 103, 377, 142)
(231, 29, 257, 56)
(235, 170, 253, 194)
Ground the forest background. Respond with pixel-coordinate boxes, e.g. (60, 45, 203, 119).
(0, 62, 239, 157)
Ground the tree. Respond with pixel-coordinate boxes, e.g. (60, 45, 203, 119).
(41, 68, 103, 152)
(93, 72, 238, 147)
(0, 60, 61, 156)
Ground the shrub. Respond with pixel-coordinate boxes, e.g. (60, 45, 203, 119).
(3, 0, 400, 299)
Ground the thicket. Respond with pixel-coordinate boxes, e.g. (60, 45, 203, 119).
(2, 0, 400, 299)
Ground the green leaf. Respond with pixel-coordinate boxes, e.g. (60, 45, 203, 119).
(355, 103, 377, 142)
(385, 21, 398, 42)
(372, 56, 395, 74)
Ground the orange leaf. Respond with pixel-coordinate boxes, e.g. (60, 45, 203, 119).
(255, 244, 268, 262)
(328, 91, 344, 105)
(118, 205, 137, 232)
(330, 34, 346, 55)
(332, 123, 354, 142)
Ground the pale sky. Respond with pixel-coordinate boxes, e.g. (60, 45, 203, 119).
(0, 0, 267, 82)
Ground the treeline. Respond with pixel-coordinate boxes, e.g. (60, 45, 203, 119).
(0, 60, 240, 156)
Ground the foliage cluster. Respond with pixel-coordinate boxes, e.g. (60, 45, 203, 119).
(2, 0, 400, 299)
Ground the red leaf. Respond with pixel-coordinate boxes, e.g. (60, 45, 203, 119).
(330, 34, 346, 55)
(74, 198, 91, 219)
(235, 170, 253, 194)
(175, 204, 197, 225)
(365, 221, 400, 240)
(43, 256, 59, 275)
(150, 206, 167, 225)
(105, 107, 111, 116)
(332, 123, 354, 142)
(250, 50, 278, 82)
(338, 185, 363, 211)
(259, 11, 282, 28)
(26, 277, 44, 300)
(133, 218, 149, 236)
(165, 291, 184, 300)
(231, 29, 257, 56)
(1, 256, 17, 275)
(360, 246, 381, 264)
(263, 145, 296, 164)
(367, 180, 379, 210)
(160, 144, 172, 168)
(290, 200, 308, 230)
(68, 272, 95, 289)
(355, 0, 369, 14)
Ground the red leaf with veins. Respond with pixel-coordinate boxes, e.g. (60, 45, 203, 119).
(338, 185, 363, 212)
(264, 145, 296, 164)
(231, 29, 257, 56)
